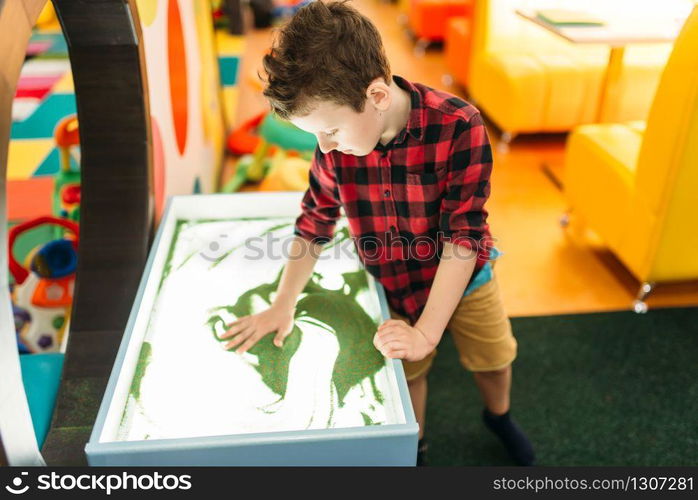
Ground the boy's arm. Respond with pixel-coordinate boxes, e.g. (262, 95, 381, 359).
(374, 243, 477, 361)
(271, 235, 325, 312)
(418, 111, 493, 341)
(276, 147, 342, 306)
(438, 111, 493, 256)
(375, 111, 493, 361)
(293, 148, 341, 245)
(275, 147, 342, 308)
(223, 149, 341, 352)
(413, 242, 477, 345)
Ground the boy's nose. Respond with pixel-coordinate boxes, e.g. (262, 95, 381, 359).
(317, 135, 338, 154)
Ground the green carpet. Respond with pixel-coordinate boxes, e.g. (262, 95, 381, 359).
(426, 307, 698, 466)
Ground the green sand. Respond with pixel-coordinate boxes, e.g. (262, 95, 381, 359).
(120, 219, 390, 437)
(207, 265, 386, 414)
(203, 223, 386, 412)
(127, 341, 152, 402)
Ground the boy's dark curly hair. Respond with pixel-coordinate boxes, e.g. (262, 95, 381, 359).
(262, 0, 391, 119)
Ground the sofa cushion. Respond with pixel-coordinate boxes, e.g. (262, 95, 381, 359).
(563, 123, 642, 250)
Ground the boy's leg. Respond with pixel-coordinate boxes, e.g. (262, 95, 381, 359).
(447, 276, 535, 465)
(408, 373, 428, 439)
(405, 365, 433, 465)
(473, 365, 511, 416)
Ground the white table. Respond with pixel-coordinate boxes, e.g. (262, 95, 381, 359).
(516, 7, 689, 122)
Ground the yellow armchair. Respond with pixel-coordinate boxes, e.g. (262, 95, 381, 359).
(468, 0, 686, 142)
(562, 6, 698, 312)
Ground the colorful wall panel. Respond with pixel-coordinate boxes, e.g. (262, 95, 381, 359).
(135, 0, 227, 220)
(216, 29, 244, 131)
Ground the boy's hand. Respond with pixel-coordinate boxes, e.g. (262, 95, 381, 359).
(221, 304, 296, 354)
(373, 319, 435, 362)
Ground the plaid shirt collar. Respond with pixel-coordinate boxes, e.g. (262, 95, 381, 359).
(376, 75, 425, 149)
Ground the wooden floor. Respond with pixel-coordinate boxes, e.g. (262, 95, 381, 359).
(229, 0, 698, 317)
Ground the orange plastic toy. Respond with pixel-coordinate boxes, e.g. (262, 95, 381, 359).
(226, 111, 266, 155)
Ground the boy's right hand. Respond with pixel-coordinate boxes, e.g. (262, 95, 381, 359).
(221, 304, 296, 354)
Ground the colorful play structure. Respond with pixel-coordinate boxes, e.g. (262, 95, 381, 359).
(10, 216, 79, 354)
(9, 215, 75, 449)
(52, 116, 81, 229)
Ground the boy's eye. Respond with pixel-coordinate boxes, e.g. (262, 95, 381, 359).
(325, 129, 338, 137)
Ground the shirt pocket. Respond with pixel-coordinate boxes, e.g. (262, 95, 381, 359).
(404, 171, 446, 234)
(405, 171, 445, 201)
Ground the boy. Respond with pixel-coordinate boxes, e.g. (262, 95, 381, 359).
(221, 0, 534, 466)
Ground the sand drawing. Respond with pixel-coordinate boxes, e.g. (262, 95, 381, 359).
(116, 218, 404, 441)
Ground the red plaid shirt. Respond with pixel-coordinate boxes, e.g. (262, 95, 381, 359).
(294, 76, 493, 323)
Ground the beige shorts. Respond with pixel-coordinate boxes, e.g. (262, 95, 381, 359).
(388, 275, 517, 381)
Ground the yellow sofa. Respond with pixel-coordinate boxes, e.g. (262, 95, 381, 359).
(562, 6, 698, 311)
(467, 0, 690, 140)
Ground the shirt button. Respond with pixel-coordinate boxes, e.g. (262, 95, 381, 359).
(390, 225, 397, 233)
(384, 189, 390, 198)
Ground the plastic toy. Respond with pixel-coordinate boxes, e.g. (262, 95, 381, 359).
(258, 150, 311, 191)
(12, 304, 32, 354)
(226, 111, 265, 155)
(53, 116, 81, 237)
(9, 216, 80, 353)
(258, 111, 317, 151)
(223, 112, 316, 193)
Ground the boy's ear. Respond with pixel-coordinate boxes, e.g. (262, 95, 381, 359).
(366, 78, 391, 112)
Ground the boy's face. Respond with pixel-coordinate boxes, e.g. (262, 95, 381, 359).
(289, 95, 387, 157)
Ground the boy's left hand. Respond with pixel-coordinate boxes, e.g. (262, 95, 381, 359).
(373, 319, 434, 362)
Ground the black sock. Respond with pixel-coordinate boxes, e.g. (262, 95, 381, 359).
(482, 408, 535, 466)
(416, 438, 428, 466)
